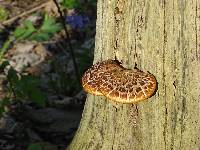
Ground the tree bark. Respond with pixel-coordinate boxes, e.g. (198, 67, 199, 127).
(68, 0, 200, 150)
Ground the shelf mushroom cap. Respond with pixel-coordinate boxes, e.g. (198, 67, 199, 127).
(82, 59, 123, 96)
(82, 60, 157, 103)
(99, 68, 157, 103)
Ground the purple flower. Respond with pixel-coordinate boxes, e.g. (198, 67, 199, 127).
(66, 14, 90, 30)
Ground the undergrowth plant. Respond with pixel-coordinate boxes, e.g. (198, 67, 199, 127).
(60, 0, 81, 9)
(0, 14, 62, 115)
(0, 1, 96, 117)
(0, 61, 46, 117)
(0, 6, 9, 22)
(14, 15, 61, 41)
(60, 0, 97, 12)
(0, 14, 62, 63)
(0, 1, 97, 149)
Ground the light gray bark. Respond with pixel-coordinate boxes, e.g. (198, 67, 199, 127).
(68, 0, 200, 149)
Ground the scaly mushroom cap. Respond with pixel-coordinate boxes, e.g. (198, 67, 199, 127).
(82, 60, 157, 103)
(99, 68, 157, 103)
(82, 60, 123, 95)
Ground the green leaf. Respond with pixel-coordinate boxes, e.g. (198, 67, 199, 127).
(40, 15, 61, 33)
(0, 97, 11, 117)
(20, 29, 34, 40)
(30, 15, 61, 41)
(27, 143, 42, 150)
(7, 68, 19, 84)
(0, 6, 9, 21)
(30, 32, 50, 41)
(1, 97, 11, 106)
(60, 0, 81, 9)
(0, 36, 15, 63)
(24, 20, 35, 31)
(14, 28, 26, 38)
(0, 61, 9, 72)
(29, 89, 46, 107)
(14, 20, 36, 40)
(17, 75, 46, 107)
(13, 15, 61, 42)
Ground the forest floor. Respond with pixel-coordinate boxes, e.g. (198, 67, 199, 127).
(0, 0, 96, 149)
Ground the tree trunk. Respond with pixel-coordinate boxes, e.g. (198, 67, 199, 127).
(68, 0, 200, 149)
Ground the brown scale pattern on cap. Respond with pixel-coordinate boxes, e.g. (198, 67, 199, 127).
(82, 60, 157, 103)
(82, 60, 123, 95)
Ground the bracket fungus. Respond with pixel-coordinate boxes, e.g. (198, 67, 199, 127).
(82, 60, 157, 103)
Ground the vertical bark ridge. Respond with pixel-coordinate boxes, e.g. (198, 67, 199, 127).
(68, 0, 200, 149)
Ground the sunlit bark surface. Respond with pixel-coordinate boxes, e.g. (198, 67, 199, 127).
(68, 0, 200, 150)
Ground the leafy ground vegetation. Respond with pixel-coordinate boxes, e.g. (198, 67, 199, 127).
(0, 0, 96, 149)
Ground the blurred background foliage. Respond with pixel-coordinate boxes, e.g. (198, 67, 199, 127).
(0, 0, 96, 149)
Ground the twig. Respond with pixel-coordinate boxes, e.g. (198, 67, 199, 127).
(1, 1, 51, 25)
(53, 0, 80, 85)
